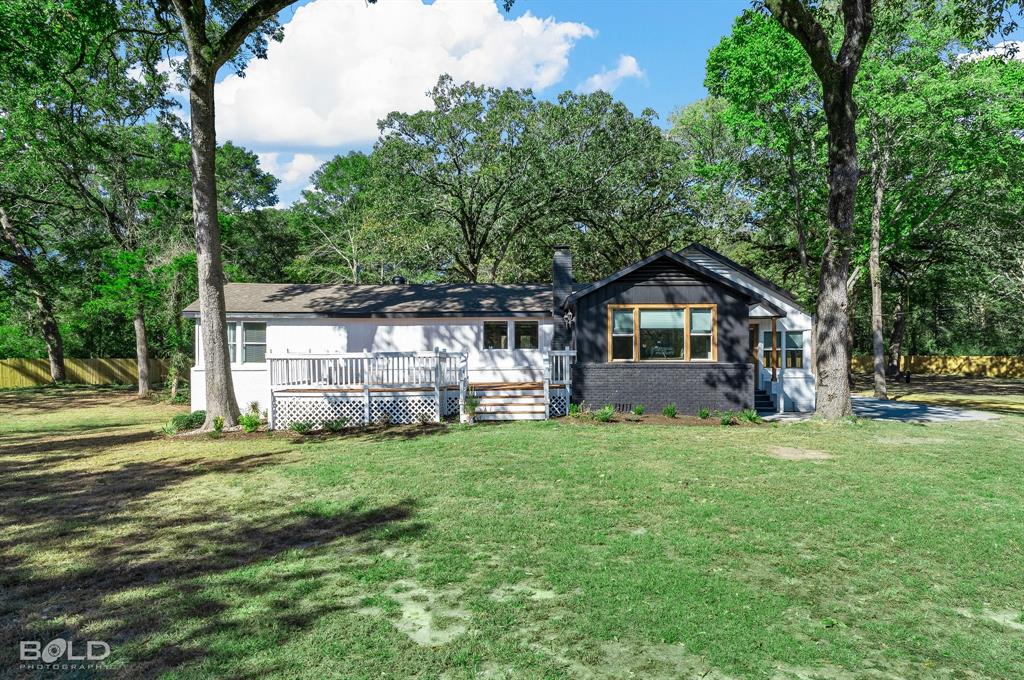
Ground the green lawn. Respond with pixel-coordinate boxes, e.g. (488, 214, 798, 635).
(2, 387, 1023, 679)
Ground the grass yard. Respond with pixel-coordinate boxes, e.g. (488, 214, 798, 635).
(1, 387, 1023, 679)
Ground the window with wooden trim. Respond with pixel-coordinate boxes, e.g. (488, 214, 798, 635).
(762, 330, 781, 368)
(607, 304, 717, 362)
(785, 331, 804, 368)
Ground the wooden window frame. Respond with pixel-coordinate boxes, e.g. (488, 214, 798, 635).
(606, 304, 717, 363)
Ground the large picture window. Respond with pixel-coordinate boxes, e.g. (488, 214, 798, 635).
(639, 310, 684, 359)
(608, 305, 716, 362)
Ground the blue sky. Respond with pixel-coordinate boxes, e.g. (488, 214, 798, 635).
(198, 0, 751, 205)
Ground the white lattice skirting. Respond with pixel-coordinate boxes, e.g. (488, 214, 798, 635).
(273, 390, 464, 429)
(549, 389, 569, 417)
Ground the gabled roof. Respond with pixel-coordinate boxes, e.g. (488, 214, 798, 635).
(680, 243, 802, 307)
(182, 283, 552, 318)
(564, 248, 765, 307)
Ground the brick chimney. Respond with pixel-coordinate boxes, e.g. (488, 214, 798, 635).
(552, 246, 573, 349)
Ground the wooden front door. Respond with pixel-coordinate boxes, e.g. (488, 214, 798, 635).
(748, 324, 759, 389)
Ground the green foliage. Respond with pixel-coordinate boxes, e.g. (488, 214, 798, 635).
(212, 416, 224, 433)
(463, 391, 481, 418)
(238, 414, 261, 433)
(594, 405, 615, 422)
(631, 404, 645, 416)
(289, 421, 313, 435)
(323, 418, 349, 433)
(662, 403, 678, 418)
(719, 410, 737, 426)
(568, 403, 583, 417)
(166, 410, 205, 434)
(739, 408, 763, 424)
(698, 407, 711, 420)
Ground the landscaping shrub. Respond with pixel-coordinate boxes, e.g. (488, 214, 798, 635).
(631, 404, 645, 416)
(289, 421, 313, 434)
(719, 410, 737, 426)
(594, 405, 614, 422)
(661, 403, 677, 418)
(239, 413, 261, 433)
(739, 408, 763, 424)
(568, 402, 583, 417)
(323, 418, 349, 433)
(166, 409, 205, 434)
(698, 407, 711, 420)
(463, 390, 480, 420)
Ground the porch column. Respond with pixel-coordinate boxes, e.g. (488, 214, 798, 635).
(771, 317, 778, 382)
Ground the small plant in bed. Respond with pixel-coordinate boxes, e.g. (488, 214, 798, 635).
(661, 403, 677, 418)
(594, 405, 615, 422)
(698, 407, 711, 420)
(164, 409, 205, 435)
(289, 421, 313, 435)
(631, 404, 645, 416)
(323, 417, 349, 433)
(738, 408, 763, 424)
(239, 413, 261, 433)
(719, 410, 737, 426)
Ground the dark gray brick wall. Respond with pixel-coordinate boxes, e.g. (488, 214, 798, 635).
(572, 363, 753, 414)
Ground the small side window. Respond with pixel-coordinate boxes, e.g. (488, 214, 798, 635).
(610, 309, 635, 360)
(227, 323, 237, 363)
(483, 321, 508, 350)
(785, 331, 804, 368)
(242, 323, 267, 364)
(514, 321, 539, 349)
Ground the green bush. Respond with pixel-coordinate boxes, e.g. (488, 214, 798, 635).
(289, 421, 313, 434)
(631, 404, 645, 416)
(463, 390, 480, 418)
(719, 410, 737, 426)
(568, 402, 583, 417)
(739, 408, 763, 424)
(661, 403, 677, 418)
(213, 415, 224, 432)
(323, 418, 348, 433)
(166, 409, 205, 434)
(239, 413, 261, 433)
(698, 407, 711, 419)
(594, 405, 614, 422)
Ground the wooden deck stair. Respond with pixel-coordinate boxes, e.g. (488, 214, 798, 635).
(471, 383, 559, 421)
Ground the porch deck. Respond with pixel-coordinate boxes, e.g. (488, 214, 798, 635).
(267, 351, 575, 428)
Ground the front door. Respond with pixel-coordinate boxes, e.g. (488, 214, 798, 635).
(748, 324, 759, 389)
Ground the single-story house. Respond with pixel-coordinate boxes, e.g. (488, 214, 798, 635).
(183, 244, 815, 428)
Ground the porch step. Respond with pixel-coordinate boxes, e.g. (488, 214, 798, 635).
(476, 403, 546, 413)
(477, 396, 546, 405)
(471, 388, 546, 398)
(476, 412, 547, 421)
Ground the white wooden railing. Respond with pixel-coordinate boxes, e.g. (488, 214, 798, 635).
(269, 351, 463, 389)
(543, 350, 576, 419)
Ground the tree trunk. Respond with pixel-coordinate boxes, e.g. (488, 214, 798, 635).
(134, 304, 150, 397)
(868, 130, 888, 399)
(813, 86, 859, 419)
(33, 285, 66, 383)
(887, 292, 905, 376)
(188, 65, 240, 427)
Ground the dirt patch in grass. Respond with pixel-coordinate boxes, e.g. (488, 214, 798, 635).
(350, 579, 471, 647)
(956, 607, 1024, 632)
(766, 446, 833, 462)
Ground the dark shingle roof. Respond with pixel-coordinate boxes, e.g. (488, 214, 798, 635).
(182, 282, 552, 318)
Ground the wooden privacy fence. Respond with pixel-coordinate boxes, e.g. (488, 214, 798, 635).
(851, 355, 1024, 379)
(0, 358, 171, 389)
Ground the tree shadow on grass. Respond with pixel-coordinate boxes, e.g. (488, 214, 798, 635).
(0, 429, 162, 456)
(0, 446, 426, 678)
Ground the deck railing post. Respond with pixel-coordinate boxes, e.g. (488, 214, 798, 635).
(543, 352, 551, 420)
(434, 348, 443, 423)
(363, 350, 372, 425)
(458, 354, 468, 423)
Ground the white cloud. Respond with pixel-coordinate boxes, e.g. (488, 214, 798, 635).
(215, 0, 594, 149)
(959, 40, 1024, 62)
(576, 55, 644, 94)
(257, 152, 323, 202)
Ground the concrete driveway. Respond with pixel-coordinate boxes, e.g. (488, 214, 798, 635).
(851, 396, 998, 423)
